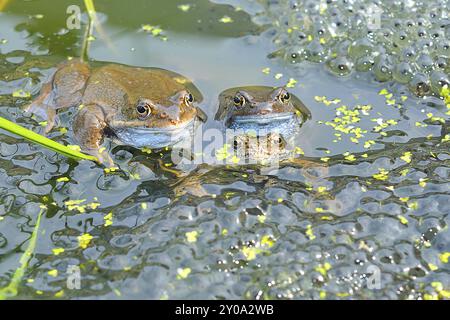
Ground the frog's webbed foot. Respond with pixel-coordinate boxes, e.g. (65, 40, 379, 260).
(88, 147, 115, 167)
(171, 166, 210, 197)
(25, 82, 58, 133)
(283, 158, 329, 185)
(286, 159, 343, 215)
(173, 179, 209, 198)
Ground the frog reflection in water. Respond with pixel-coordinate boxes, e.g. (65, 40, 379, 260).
(27, 59, 206, 165)
(171, 86, 335, 209)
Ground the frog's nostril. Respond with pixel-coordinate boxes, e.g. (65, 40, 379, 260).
(160, 112, 168, 119)
(260, 109, 271, 115)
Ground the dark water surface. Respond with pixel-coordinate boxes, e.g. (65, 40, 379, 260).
(0, 0, 449, 299)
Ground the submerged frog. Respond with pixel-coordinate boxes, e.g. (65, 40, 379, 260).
(27, 59, 205, 164)
(215, 86, 310, 136)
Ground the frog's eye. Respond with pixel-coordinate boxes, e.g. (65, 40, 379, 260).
(184, 92, 194, 105)
(136, 103, 151, 118)
(233, 95, 245, 108)
(279, 91, 290, 103)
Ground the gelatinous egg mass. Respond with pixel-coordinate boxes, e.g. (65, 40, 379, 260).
(259, 0, 450, 97)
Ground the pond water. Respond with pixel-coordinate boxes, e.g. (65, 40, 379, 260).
(0, 0, 449, 299)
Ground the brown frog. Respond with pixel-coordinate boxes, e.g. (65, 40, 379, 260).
(27, 59, 206, 164)
(215, 86, 310, 134)
(214, 86, 311, 164)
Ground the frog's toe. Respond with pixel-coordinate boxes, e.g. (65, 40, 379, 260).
(26, 82, 52, 112)
(26, 101, 59, 133)
(26, 85, 60, 133)
(43, 108, 57, 133)
(103, 155, 116, 168)
(92, 148, 115, 167)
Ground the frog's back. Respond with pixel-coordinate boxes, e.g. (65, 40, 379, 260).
(82, 64, 202, 110)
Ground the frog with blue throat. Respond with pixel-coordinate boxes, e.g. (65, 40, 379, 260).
(215, 85, 310, 135)
(27, 59, 206, 165)
(214, 85, 312, 164)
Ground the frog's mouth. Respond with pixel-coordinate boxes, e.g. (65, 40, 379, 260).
(228, 112, 303, 136)
(112, 119, 195, 149)
(231, 112, 296, 124)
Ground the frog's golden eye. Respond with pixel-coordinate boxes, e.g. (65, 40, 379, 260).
(279, 91, 290, 103)
(233, 95, 245, 108)
(184, 92, 194, 105)
(136, 103, 151, 118)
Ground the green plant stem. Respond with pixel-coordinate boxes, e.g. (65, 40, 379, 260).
(0, 116, 98, 162)
(0, 208, 44, 299)
(82, 0, 117, 59)
(81, 12, 93, 62)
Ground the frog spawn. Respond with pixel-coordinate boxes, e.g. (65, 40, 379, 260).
(259, 0, 450, 97)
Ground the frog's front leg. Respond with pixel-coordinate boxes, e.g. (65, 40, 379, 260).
(73, 104, 114, 166)
(26, 59, 90, 133)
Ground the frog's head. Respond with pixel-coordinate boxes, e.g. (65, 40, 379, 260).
(133, 89, 198, 128)
(215, 86, 310, 135)
(109, 79, 204, 148)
